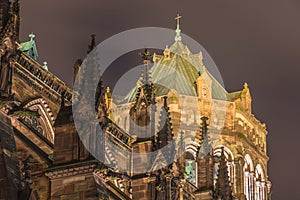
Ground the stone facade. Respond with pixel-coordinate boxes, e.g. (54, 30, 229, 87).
(0, 1, 271, 200)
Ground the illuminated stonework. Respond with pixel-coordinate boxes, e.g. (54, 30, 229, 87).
(0, 2, 271, 200)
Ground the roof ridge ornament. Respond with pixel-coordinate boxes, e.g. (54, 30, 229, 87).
(174, 13, 182, 42)
(29, 33, 35, 41)
(42, 61, 48, 71)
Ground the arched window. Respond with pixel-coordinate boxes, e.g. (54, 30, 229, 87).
(255, 164, 267, 200)
(185, 151, 197, 185)
(213, 146, 235, 187)
(244, 154, 254, 200)
(185, 142, 199, 186)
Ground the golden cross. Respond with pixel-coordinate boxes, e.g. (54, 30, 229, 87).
(175, 13, 182, 27)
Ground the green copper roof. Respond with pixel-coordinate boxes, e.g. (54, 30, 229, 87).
(125, 40, 229, 102)
(151, 41, 199, 96)
(20, 33, 38, 60)
(227, 91, 242, 101)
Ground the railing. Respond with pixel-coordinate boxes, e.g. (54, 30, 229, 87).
(14, 51, 73, 102)
(106, 122, 136, 148)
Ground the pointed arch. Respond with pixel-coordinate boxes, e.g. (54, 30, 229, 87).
(255, 164, 265, 182)
(214, 145, 234, 161)
(185, 141, 199, 159)
(255, 164, 267, 200)
(244, 154, 255, 200)
(23, 98, 55, 143)
(213, 145, 235, 189)
(185, 141, 199, 186)
(244, 154, 254, 172)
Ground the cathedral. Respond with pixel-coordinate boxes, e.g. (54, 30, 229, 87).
(0, 1, 272, 200)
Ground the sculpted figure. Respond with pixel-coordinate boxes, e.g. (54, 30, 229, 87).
(0, 35, 14, 95)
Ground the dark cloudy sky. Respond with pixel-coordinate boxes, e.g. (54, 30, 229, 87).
(19, 0, 300, 199)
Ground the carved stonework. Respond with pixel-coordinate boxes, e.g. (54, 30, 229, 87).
(0, 36, 13, 96)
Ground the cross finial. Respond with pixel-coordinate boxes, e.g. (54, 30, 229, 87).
(29, 33, 35, 41)
(175, 13, 182, 27)
(174, 13, 182, 42)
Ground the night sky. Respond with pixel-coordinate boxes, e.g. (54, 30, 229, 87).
(19, 1, 300, 199)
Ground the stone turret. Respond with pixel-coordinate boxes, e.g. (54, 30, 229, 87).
(156, 96, 173, 149)
(130, 49, 156, 139)
(195, 116, 214, 200)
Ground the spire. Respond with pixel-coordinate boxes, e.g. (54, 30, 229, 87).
(152, 96, 175, 165)
(95, 78, 105, 111)
(178, 130, 186, 179)
(174, 13, 182, 42)
(178, 130, 185, 154)
(139, 49, 152, 85)
(201, 116, 208, 137)
(157, 96, 173, 149)
(197, 116, 211, 158)
(133, 48, 155, 106)
(95, 78, 109, 127)
(213, 148, 234, 200)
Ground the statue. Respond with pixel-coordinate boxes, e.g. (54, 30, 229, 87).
(0, 34, 14, 96)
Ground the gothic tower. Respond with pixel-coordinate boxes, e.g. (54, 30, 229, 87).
(0, 2, 272, 199)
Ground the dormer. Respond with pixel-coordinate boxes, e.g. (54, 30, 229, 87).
(195, 67, 213, 99)
(230, 82, 252, 113)
(182, 45, 190, 58)
(196, 51, 204, 65)
(163, 45, 171, 60)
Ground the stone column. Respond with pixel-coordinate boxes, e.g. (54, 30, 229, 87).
(261, 181, 267, 200)
(249, 172, 255, 200)
(234, 158, 247, 200)
(244, 171, 250, 200)
(255, 181, 260, 200)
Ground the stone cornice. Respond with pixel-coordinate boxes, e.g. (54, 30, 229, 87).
(45, 161, 98, 179)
